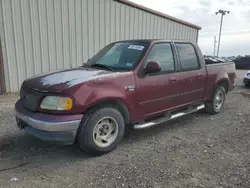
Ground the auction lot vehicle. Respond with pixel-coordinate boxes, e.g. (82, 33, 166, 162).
(234, 56, 250, 70)
(15, 40, 236, 155)
(244, 70, 250, 87)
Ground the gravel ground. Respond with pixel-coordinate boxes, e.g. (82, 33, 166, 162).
(0, 70, 249, 188)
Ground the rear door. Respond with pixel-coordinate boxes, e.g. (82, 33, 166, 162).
(174, 43, 206, 105)
(135, 42, 181, 117)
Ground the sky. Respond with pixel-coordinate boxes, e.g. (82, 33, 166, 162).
(130, 0, 250, 57)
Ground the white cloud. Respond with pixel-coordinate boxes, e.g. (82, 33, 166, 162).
(130, 0, 250, 56)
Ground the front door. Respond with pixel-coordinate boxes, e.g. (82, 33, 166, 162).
(136, 43, 181, 118)
(175, 43, 206, 104)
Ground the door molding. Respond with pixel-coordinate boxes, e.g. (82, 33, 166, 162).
(0, 39, 6, 94)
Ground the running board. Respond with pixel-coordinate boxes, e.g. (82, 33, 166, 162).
(134, 104, 205, 129)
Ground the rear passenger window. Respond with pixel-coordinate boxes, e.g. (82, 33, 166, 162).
(176, 43, 200, 71)
(144, 43, 175, 73)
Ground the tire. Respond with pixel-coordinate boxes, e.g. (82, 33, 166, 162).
(205, 86, 226, 114)
(77, 107, 125, 155)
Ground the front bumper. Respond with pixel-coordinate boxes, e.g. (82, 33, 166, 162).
(15, 100, 83, 145)
(244, 77, 250, 85)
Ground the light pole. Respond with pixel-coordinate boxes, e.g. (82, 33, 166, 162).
(215, 9, 230, 57)
(213, 36, 217, 57)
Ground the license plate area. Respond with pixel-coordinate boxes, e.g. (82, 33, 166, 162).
(16, 117, 27, 130)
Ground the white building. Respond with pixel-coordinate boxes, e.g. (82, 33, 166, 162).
(0, 0, 201, 93)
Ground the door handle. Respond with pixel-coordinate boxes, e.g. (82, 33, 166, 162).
(196, 74, 202, 79)
(169, 78, 176, 83)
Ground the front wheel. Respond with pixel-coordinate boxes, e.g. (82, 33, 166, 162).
(205, 86, 226, 114)
(77, 107, 125, 155)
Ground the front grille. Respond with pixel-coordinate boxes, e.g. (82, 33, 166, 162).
(20, 86, 41, 112)
(244, 78, 250, 84)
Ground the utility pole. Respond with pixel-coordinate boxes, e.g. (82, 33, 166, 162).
(213, 36, 217, 57)
(215, 10, 230, 58)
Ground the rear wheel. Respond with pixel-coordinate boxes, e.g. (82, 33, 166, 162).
(205, 86, 226, 114)
(77, 107, 125, 155)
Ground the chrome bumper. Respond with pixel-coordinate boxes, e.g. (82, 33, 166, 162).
(15, 111, 82, 144)
(15, 100, 83, 144)
(15, 110, 81, 132)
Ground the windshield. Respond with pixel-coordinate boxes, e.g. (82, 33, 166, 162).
(86, 42, 149, 71)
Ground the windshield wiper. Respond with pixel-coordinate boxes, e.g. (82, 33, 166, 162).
(81, 63, 88, 68)
(90, 64, 115, 71)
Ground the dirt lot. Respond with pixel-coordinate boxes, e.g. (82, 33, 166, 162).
(0, 70, 249, 188)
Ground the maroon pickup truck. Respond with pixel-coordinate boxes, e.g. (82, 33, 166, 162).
(15, 40, 236, 155)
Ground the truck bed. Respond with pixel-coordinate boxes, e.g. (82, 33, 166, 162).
(204, 62, 236, 100)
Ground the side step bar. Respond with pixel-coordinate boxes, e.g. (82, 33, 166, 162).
(134, 104, 205, 129)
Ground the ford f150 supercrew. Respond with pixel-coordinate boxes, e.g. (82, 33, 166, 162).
(15, 40, 236, 155)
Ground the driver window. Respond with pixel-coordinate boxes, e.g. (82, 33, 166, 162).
(144, 43, 175, 73)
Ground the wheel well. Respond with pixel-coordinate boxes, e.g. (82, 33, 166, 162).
(218, 80, 228, 93)
(85, 100, 131, 125)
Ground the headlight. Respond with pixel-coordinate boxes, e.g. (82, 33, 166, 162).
(40, 96, 73, 111)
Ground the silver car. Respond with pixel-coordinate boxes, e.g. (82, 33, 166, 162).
(244, 70, 250, 87)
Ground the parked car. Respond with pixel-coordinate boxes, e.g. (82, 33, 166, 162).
(204, 56, 224, 64)
(234, 57, 250, 69)
(244, 70, 250, 87)
(15, 40, 236, 155)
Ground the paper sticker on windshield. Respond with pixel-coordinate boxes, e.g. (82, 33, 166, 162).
(128, 45, 144, 51)
(126, 63, 133, 67)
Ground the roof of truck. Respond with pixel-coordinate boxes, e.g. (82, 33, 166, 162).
(116, 39, 193, 43)
(118, 39, 157, 43)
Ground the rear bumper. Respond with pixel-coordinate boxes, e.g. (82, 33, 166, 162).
(15, 100, 83, 144)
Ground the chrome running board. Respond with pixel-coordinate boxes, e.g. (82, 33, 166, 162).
(134, 104, 205, 129)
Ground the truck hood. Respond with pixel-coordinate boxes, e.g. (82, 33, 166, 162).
(22, 67, 115, 93)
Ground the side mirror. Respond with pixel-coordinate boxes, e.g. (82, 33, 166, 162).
(145, 61, 161, 74)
